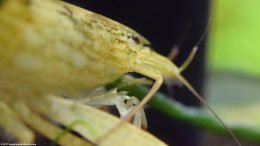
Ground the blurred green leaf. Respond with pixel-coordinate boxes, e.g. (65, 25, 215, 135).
(208, 0, 260, 77)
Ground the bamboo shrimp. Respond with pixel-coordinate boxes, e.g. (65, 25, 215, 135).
(0, 0, 240, 145)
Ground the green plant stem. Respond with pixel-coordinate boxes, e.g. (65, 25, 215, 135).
(111, 83, 260, 142)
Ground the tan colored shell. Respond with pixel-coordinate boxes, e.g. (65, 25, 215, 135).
(0, 0, 152, 95)
(0, 0, 168, 145)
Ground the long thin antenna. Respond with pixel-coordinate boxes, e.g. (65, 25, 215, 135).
(176, 17, 241, 145)
(179, 17, 211, 71)
(195, 17, 211, 47)
(168, 23, 191, 61)
(178, 18, 211, 72)
(176, 74, 241, 146)
(179, 46, 198, 72)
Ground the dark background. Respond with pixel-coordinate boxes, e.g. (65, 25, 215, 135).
(64, 0, 210, 145)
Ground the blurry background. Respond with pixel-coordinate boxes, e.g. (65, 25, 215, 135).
(64, 0, 260, 146)
(207, 0, 260, 124)
(203, 0, 260, 145)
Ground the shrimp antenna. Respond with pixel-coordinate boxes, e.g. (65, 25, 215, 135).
(177, 17, 241, 146)
(168, 23, 191, 61)
(176, 74, 241, 146)
(179, 18, 211, 72)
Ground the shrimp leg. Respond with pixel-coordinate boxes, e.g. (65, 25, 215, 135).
(76, 89, 147, 128)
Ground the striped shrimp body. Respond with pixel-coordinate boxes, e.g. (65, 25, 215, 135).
(0, 0, 240, 146)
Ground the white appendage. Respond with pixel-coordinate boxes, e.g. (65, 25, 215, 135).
(76, 89, 147, 128)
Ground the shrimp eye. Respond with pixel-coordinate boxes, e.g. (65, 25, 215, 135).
(132, 35, 140, 44)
